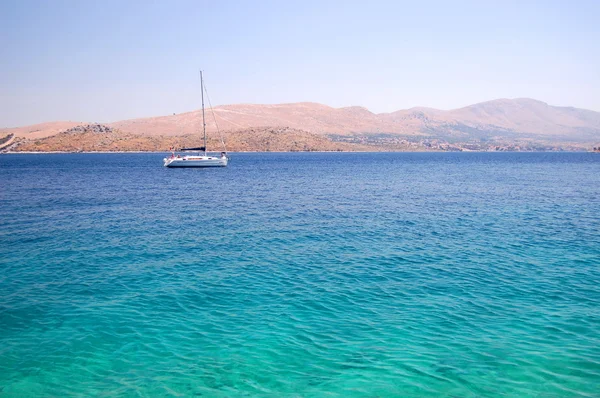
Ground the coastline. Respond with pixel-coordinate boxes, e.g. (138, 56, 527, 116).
(2, 149, 592, 154)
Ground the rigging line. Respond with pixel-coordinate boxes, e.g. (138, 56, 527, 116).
(202, 82, 227, 152)
(211, 111, 245, 129)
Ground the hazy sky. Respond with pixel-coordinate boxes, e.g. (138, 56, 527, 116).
(1, 0, 598, 127)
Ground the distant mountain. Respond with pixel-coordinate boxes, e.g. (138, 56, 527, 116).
(446, 99, 600, 139)
(109, 102, 391, 137)
(110, 98, 600, 142)
(3, 98, 600, 146)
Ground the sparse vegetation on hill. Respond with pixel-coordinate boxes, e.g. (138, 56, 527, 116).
(221, 127, 376, 152)
(0, 133, 13, 146)
(10, 125, 381, 152)
(0, 133, 16, 152)
(4, 98, 600, 152)
(63, 124, 117, 135)
(105, 98, 600, 141)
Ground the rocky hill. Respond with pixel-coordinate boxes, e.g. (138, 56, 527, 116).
(3, 98, 600, 151)
(10, 125, 394, 153)
(105, 98, 600, 142)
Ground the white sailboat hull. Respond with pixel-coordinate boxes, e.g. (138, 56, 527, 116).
(164, 155, 228, 168)
(163, 72, 228, 168)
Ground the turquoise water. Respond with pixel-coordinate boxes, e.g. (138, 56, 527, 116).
(1, 152, 599, 397)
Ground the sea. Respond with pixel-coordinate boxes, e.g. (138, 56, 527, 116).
(1, 152, 599, 397)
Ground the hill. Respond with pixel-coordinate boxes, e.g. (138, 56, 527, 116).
(3, 98, 600, 151)
(108, 102, 395, 137)
(9, 125, 402, 153)
(105, 98, 600, 141)
(0, 121, 84, 139)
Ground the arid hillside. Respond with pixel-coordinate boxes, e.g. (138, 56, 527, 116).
(109, 102, 397, 137)
(10, 125, 393, 153)
(3, 98, 600, 145)
(0, 121, 84, 139)
(108, 99, 600, 141)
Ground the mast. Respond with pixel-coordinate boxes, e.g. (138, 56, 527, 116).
(201, 70, 207, 156)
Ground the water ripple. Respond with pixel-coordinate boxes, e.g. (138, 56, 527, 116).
(1, 152, 599, 396)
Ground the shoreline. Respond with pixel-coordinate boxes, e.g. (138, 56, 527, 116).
(1, 149, 593, 154)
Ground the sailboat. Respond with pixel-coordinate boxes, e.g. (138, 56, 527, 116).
(163, 71, 228, 168)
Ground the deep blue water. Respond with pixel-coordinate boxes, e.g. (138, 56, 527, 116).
(1, 152, 599, 397)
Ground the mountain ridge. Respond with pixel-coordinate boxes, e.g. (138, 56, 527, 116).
(2, 98, 600, 143)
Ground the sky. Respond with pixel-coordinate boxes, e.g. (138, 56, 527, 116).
(0, 0, 599, 127)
